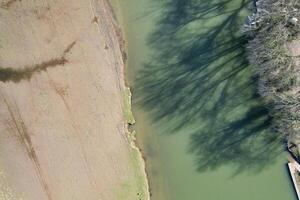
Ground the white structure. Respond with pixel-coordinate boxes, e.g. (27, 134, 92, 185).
(288, 161, 300, 200)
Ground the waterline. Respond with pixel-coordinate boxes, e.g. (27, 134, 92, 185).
(114, 0, 297, 199)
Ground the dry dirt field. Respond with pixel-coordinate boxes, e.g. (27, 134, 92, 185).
(0, 0, 148, 199)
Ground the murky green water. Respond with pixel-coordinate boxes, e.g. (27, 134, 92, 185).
(112, 0, 297, 199)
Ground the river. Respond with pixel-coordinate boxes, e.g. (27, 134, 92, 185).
(112, 0, 297, 199)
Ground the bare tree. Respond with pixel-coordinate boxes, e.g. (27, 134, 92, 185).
(246, 0, 300, 157)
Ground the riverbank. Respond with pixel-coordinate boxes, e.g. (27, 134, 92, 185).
(0, 0, 148, 199)
(246, 0, 300, 157)
(246, 0, 300, 198)
(108, 1, 152, 199)
(109, 0, 296, 200)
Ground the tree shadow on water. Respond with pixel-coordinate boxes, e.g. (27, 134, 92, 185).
(135, 0, 284, 175)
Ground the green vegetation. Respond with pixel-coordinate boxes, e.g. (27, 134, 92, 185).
(122, 87, 135, 124)
(120, 88, 149, 199)
(114, 141, 149, 200)
(246, 0, 300, 152)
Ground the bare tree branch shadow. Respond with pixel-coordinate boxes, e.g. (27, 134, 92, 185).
(135, 0, 284, 175)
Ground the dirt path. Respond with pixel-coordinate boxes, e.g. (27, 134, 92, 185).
(0, 0, 148, 199)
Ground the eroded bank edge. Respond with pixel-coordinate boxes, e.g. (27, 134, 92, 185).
(105, 0, 151, 199)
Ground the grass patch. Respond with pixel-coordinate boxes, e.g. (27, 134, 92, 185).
(123, 87, 135, 124)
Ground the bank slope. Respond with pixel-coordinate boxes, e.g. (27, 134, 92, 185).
(0, 0, 148, 199)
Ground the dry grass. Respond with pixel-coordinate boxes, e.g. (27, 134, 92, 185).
(246, 0, 300, 149)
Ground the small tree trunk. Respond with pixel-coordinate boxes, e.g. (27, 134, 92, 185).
(253, 0, 258, 13)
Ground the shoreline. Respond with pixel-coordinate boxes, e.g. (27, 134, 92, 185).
(246, 0, 300, 158)
(106, 0, 298, 199)
(245, 0, 300, 199)
(0, 0, 150, 199)
(106, 0, 151, 199)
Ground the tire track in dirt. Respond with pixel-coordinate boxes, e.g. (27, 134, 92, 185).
(46, 73, 99, 194)
(1, 93, 53, 200)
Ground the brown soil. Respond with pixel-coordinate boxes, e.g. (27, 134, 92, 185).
(0, 0, 148, 199)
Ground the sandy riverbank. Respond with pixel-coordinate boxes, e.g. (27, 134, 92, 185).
(0, 0, 149, 199)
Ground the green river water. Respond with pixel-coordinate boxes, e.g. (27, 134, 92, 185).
(112, 0, 297, 199)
